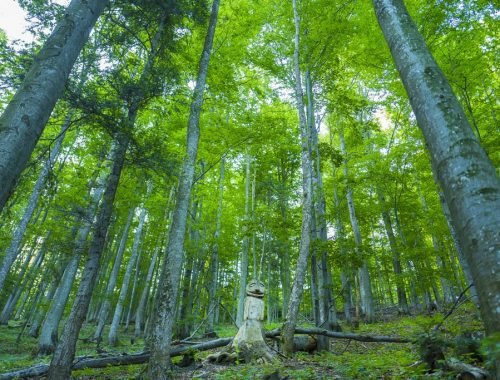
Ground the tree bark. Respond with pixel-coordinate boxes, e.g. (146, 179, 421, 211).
(0, 0, 109, 211)
(0, 233, 48, 324)
(207, 158, 225, 334)
(237, 155, 251, 327)
(377, 189, 409, 313)
(374, 0, 500, 335)
(109, 200, 148, 345)
(94, 207, 135, 342)
(47, 131, 129, 380)
(0, 119, 67, 292)
(147, 1, 220, 377)
(282, 0, 314, 356)
(339, 131, 375, 321)
(38, 176, 105, 355)
(135, 246, 159, 337)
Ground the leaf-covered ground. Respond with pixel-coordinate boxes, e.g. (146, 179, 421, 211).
(0, 303, 493, 379)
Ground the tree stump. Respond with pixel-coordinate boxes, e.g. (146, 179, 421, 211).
(206, 280, 277, 364)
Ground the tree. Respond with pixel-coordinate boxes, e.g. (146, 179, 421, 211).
(281, 0, 314, 356)
(147, 1, 220, 377)
(0, 0, 109, 212)
(373, 0, 500, 336)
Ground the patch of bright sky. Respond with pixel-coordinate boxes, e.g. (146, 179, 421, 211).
(0, 0, 69, 43)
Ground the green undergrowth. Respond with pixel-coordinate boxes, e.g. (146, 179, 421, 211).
(0, 303, 488, 379)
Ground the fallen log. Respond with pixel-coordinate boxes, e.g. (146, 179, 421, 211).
(265, 327, 412, 343)
(0, 338, 232, 380)
(445, 358, 489, 379)
(0, 328, 411, 379)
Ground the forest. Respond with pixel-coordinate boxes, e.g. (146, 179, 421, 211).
(0, 0, 498, 379)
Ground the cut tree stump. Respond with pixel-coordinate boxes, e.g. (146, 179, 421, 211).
(207, 279, 278, 364)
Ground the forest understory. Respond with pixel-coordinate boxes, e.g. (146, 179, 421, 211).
(0, 302, 491, 379)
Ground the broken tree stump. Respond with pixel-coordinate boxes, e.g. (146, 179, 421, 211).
(207, 279, 277, 364)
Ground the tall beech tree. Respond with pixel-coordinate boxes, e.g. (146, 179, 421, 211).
(0, 0, 109, 212)
(281, 0, 314, 356)
(148, 0, 220, 377)
(373, 0, 500, 336)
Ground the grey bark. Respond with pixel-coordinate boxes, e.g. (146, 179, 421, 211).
(93, 207, 135, 342)
(339, 131, 375, 321)
(38, 179, 105, 355)
(377, 189, 409, 313)
(0, 120, 67, 292)
(125, 240, 143, 331)
(0, 0, 109, 211)
(109, 198, 149, 345)
(282, 0, 314, 356)
(236, 155, 251, 327)
(438, 190, 479, 306)
(47, 131, 130, 380)
(0, 233, 48, 324)
(28, 278, 58, 338)
(207, 158, 225, 334)
(374, 0, 500, 335)
(134, 246, 159, 337)
(148, 1, 219, 377)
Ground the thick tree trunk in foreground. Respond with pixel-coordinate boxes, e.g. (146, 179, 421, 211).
(374, 0, 500, 335)
(0, 0, 109, 211)
(47, 132, 129, 380)
(282, 0, 314, 356)
(147, 1, 219, 377)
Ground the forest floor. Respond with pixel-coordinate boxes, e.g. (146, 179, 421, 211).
(0, 303, 491, 379)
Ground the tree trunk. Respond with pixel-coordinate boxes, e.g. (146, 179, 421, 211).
(373, 0, 500, 335)
(28, 277, 59, 338)
(377, 189, 409, 313)
(236, 155, 251, 327)
(147, 1, 219, 377)
(282, 0, 314, 356)
(0, 120, 67, 292)
(94, 207, 135, 342)
(135, 246, 159, 338)
(125, 240, 143, 331)
(206, 158, 225, 335)
(38, 177, 105, 355)
(109, 200, 148, 346)
(339, 131, 374, 321)
(0, 0, 109, 211)
(0, 233, 48, 324)
(47, 131, 129, 380)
